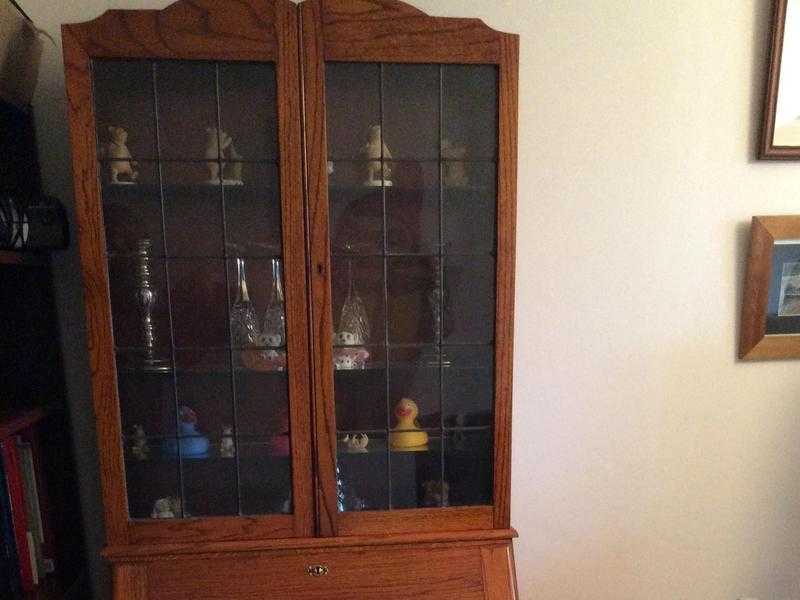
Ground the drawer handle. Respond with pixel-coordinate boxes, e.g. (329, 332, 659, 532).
(307, 565, 329, 577)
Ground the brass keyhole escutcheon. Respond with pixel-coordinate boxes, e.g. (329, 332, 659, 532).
(307, 565, 329, 577)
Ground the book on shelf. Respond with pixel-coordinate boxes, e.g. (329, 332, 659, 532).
(0, 453, 22, 596)
(18, 440, 44, 584)
(0, 437, 34, 592)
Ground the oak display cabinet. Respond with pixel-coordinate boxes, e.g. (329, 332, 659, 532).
(63, 1, 518, 597)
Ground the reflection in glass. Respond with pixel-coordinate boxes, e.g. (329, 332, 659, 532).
(162, 162, 224, 257)
(156, 61, 217, 160)
(444, 428, 492, 506)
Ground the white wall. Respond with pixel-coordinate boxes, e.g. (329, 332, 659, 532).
(20, 0, 800, 598)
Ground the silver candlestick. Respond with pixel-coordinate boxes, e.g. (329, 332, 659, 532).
(135, 239, 170, 372)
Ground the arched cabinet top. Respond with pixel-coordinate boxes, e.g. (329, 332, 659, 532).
(62, 0, 518, 64)
(303, 0, 517, 64)
(61, 0, 297, 61)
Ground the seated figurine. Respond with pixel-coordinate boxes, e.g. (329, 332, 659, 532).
(363, 124, 393, 187)
(105, 126, 138, 184)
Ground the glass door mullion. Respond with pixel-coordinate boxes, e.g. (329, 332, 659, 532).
(152, 60, 186, 516)
(214, 61, 244, 516)
(379, 62, 393, 510)
(437, 64, 446, 505)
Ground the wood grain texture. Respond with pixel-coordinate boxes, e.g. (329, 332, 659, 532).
(62, 0, 280, 62)
(759, 0, 799, 159)
(129, 515, 295, 545)
(62, 25, 130, 546)
(144, 544, 488, 599)
(338, 506, 493, 537)
(481, 544, 517, 600)
(113, 564, 148, 600)
(739, 215, 800, 359)
(493, 32, 519, 530)
(300, 0, 340, 538)
(318, 0, 503, 63)
(275, 0, 316, 540)
(740, 216, 774, 358)
(104, 528, 518, 561)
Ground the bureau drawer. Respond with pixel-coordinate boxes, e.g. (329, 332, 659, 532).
(146, 544, 486, 599)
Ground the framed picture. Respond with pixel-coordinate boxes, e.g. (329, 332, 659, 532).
(760, 0, 800, 158)
(740, 216, 800, 358)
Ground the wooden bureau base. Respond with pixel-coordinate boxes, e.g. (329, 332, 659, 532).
(108, 534, 518, 599)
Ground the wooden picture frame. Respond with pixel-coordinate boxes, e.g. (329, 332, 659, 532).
(740, 216, 800, 358)
(760, 0, 800, 158)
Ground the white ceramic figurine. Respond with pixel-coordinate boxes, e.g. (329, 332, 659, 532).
(442, 138, 469, 188)
(220, 426, 236, 458)
(130, 424, 149, 461)
(151, 496, 182, 519)
(105, 126, 138, 184)
(204, 127, 244, 185)
(363, 124, 393, 187)
(342, 433, 369, 453)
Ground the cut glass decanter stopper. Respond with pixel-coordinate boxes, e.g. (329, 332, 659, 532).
(230, 257, 260, 347)
(262, 258, 286, 348)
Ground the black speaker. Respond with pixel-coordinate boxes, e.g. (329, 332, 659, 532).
(0, 193, 68, 251)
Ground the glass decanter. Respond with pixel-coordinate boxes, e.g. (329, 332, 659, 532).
(337, 259, 370, 345)
(230, 258, 260, 347)
(262, 258, 286, 348)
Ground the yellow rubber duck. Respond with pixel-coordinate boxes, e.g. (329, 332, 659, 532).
(389, 398, 429, 451)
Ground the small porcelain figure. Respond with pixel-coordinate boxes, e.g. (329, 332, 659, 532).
(422, 480, 450, 507)
(442, 138, 468, 188)
(333, 345, 369, 370)
(131, 424, 149, 461)
(204, 127, 244, 185)
(151, 496, 182, 519)
(249, 340, 287, 371)
(105, 126, 138, 184)
(220, 426, 235, 458)
(451, 413, 467, 450)
(363, 124, 393, 187)
(342, 433, 369, 453)
(389, 398, 429, 451)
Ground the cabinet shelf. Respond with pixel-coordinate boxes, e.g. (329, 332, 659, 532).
(0, 250, 46, 267)
(101, 183, 278, 198)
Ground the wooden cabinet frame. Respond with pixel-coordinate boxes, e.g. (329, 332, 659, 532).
(63, 0, 519, 594)
(300, 0, 518, 538)
(63, 0, 314, 545)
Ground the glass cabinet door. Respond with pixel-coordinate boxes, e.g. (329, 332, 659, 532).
(325, 63, 499, 512)
(92, 59, 294, 520)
